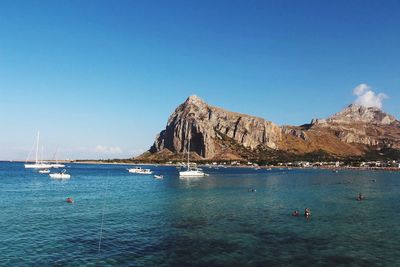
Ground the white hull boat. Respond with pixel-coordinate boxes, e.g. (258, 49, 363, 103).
(49, 169, 70, 179)
(179, 169, 206, 177)
(38, 169, 50, 174)
(154, 175, 164, 179)
(25, 132, 53, 169)
(128, 167, 153, 175)
(179, 118, 207, 178)
(25, 163, 53, 169)
(50, 163, 65, 168)
(49, 148, 65, 168)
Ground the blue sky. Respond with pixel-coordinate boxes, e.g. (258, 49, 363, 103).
(0, 0, 399, 160)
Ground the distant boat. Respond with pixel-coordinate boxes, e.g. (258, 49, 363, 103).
(128, 167, 153, 174)
(49, 148, 65, 168)
(179, 118, 207, 178)
(49, 169, 70, 179)
(154, 175, 164, 179)
(180, 168, 207, 177)
(50, 163, 65, 168)
(38, 169, 50, 174)
(25, 132, 53, 169)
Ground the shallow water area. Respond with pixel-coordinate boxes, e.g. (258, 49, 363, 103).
(1, 162, 400, 266)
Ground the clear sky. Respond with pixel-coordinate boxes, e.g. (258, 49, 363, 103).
(0, 0, 399, 160)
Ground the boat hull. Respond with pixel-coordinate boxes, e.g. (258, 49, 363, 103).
(49, 173, 71, 179)
(179, 171, 206, 177)
(50, 164, 65, 168)
(128, 168, 153, 174)
(25, 163, 53, 169)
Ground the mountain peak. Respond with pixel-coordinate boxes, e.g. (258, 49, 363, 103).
(328, 104, 396, 125)
(140, 97, 400, 162)
(346, 103, 381, 112)
(184, 95, 206, 105)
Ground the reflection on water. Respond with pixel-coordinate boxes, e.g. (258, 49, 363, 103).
(1, 162, 400, 266)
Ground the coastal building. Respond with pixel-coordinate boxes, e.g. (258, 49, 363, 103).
(295, 161, 310, 167)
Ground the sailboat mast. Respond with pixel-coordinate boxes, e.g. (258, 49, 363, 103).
(187, 135, 190, 169)
(41, 145, 44, 164)
(35, 131, 40, 164)
(187, 122, 190, 169)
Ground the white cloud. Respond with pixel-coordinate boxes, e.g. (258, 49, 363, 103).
(353, 83, 387, 109)
(95, 145, 123, 154)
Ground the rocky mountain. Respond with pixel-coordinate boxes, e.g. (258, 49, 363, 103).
(137, 96, 400, 162)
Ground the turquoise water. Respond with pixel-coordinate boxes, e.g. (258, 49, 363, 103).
(1, 162, 400, 266)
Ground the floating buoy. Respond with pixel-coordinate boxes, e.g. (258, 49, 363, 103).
(66, 197, 74, 204)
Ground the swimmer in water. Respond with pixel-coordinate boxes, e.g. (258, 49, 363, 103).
(304, 208, 311, 217)
(292, 210, 299, 217)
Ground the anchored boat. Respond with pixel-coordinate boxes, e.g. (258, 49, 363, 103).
(49, 169, 71, 179)
(25, 132, 53, 169)
(128, 167, 153, 175)
(179, 116, 207, 178)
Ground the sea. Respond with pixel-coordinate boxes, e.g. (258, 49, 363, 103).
(1, 162, 400, 266)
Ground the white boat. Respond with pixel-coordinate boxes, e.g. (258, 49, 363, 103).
(179, 168, 207, 177)
(154, 175, 164, 179)
(49, 148, 65, 168)
(49, 169, 71, 179)
(25, 132, 53, 169)
(50, 163, 65, 168)
(128, 167, 153, 174)
(179, 119, 207, 178)
(25, 163, 53, 169)
(39, 169, 50, 174)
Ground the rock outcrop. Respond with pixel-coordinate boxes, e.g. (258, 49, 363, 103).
(309, 104, 400, 149)
(139, 96, 400, 161)
(313, 104, 397, 125)
(149, 95, 282, 159)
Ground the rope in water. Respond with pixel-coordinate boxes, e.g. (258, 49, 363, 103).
(96, 172, 109, 266)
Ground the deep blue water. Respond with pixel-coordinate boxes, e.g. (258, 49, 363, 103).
(1, 162, 400, 266)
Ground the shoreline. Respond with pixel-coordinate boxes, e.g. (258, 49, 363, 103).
(3, 160, 400, 171)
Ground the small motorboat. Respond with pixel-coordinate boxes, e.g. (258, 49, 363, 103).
(128, 167, 153, 175)
(39, 169, 50, 174)
(49, 169, 71, 179)
(154, 175, 164, 179)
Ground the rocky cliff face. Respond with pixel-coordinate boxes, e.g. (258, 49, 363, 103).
(149, 95, 282, 159)
(139, 96, 400, 161)
(313, 104, 397, 125)
(309, 104, 400, 148)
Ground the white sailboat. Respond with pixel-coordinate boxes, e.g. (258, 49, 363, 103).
(49, 148, 65, 168)
(24, 132, 53, 169)
(179, 118, 207, 178)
